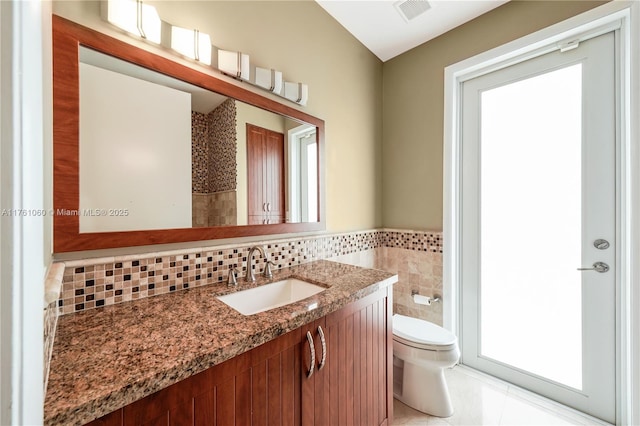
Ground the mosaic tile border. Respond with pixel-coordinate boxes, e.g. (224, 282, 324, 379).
(44, 262, 64, 394)
(381, 229, 443, 253)
(57, 229, 442, 315)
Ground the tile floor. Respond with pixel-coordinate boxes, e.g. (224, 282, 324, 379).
(393, 366, 611, 426)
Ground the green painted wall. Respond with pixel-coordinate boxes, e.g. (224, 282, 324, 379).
(382, 0, 607, 231)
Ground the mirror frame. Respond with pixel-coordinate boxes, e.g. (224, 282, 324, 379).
(53, 15, 325, 253)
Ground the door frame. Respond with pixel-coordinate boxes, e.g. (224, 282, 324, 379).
(443, 2, 639, 424)
(287, 124, 316, 223)
(0, 0, 51, 424)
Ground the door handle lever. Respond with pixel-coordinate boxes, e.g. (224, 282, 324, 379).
(577, 262, 609, 273)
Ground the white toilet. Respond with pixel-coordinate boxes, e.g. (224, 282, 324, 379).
(392, 314, 460, 417)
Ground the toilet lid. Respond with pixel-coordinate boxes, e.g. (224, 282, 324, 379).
(392, 314, 457, 348)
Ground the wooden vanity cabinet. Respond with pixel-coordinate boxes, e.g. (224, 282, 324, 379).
(304, 289, 392, 426)
(86, 287, 392, 426)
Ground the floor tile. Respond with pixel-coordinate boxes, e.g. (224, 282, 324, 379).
(499, 394, 584, 425)
(392, 366, 606, 426)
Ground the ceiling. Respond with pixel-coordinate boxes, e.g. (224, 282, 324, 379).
(315, 0, 509, 62)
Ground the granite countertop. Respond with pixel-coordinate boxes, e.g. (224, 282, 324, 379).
(44, 260, 398, 426)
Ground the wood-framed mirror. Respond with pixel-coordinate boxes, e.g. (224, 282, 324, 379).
(53, 15, 325, 253)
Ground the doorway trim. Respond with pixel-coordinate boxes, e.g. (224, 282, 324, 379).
(287, 123, 317, 223)
(443, 2, 639, 424)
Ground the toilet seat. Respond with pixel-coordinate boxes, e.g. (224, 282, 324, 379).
(393, 314, 458, 351)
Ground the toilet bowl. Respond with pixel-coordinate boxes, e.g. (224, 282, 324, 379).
(392, 314, 460, 417)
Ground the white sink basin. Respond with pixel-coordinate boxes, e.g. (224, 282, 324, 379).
(217, 278, 326, 315)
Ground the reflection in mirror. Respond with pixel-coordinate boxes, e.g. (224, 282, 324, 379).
(288, 125, 318, 223)
(78, 47, 318, 233)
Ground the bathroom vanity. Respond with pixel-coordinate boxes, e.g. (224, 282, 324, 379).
(44, 260, 397, 425)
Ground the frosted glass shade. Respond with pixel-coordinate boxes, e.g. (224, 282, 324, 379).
(171, 26, 212, 65)
(284, 82, 308, 106)
(106, 0, 161, 44)
(218, 50, 250, 81)
(254, 67, 283, 94)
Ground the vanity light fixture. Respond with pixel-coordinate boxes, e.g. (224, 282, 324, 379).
(101, 2, 309, 106)
(218, 49, 251, 81)
(283, 82, 308, 106)
(254, 67, 283, 95)
(171, 26, 212, 65)
(104, 0, 161, 44)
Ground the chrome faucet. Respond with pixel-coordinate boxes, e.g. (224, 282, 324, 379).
(227, 267, 240, 286)
(246, 246, 276, 282)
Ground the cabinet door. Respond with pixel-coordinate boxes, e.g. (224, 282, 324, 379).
(248, 214, 266, 225)
(247, 123, 267, 219)
(85, 409, 123, 426)
(310, 288, 392, 426)
(297, 317, 325, 426)
(264, 129, 285, 223)
(121, 353, 246, 426)
(247, 326, 302, 426)
(246, 123, 285, 225)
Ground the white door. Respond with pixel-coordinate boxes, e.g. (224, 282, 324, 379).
(460, 32, 616, 423)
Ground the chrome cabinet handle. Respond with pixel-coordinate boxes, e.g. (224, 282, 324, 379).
(317, 326, 326, 371)
(306, 331, 315, 378)
(577, 262, 610, 273)
(263, 202, 267, 212)
(267, 202, 271, 212)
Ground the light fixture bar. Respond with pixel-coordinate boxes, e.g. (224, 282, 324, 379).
(171, 26, 212, 65)
(254, 67, 283, 94)
(284, 81, 308, 106)
(194, 29, 200, 62)
(103, 1, 308, 105)
(136, 0, 145, 39)
(104, 0, 161, 44)
(218, 50, 250, 81)
(296, 83, 303, 103)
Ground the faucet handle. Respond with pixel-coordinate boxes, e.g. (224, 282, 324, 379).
(263, 261, 277, 279)
(227, 268, 240, 286)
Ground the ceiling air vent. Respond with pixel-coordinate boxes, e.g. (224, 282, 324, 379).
(394, 0, 431, 22)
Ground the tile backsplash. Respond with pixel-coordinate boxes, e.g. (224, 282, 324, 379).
(44, 262, 64, 395)
(379, 247, 443, 326)
(44, 300, 59, 393)
(329, 246, 443, 326)
(57, 229, 442, 315)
